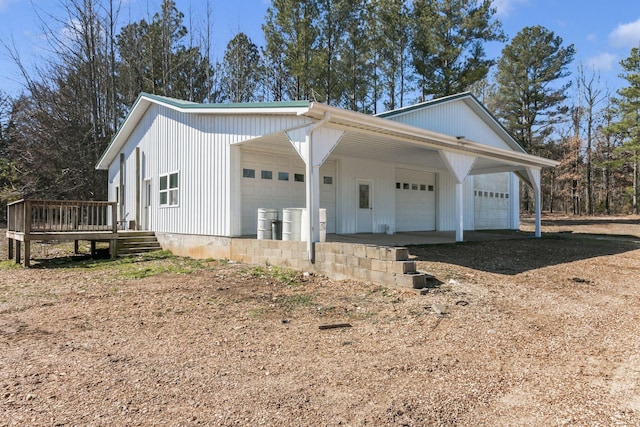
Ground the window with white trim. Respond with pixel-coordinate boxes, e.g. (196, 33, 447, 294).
(160, 172, 179, 206)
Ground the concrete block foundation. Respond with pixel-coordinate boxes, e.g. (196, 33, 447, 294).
(156, 233, 429, 288)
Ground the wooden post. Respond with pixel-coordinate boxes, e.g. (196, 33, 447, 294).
(24, 200, 32, 238)
(109, 239, 117, 259)
(15, 240, 21, 265)
(74, 240, 80, 254)
(24, 241, 30, 268)
(7, 238, 13, 260)
(111, 203, 117, 234)
(90, 241, 96, 258)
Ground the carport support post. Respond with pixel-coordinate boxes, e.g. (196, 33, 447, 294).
(535, 184, 542, 238)
(455, 182, 464, 242)
(525, 167, 542, 238)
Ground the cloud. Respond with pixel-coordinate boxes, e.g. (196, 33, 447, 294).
(492, 0, 529, 17)
(587, 53, 617, 71)
(609, 17, 640, 48)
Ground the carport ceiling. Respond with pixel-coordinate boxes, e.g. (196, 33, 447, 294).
(236, 127, 528, 174)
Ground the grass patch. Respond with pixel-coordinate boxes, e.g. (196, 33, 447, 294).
(28, 250, 210, 279)
(0, 260, 23, 270)
(248, 265, 301, 287)
(281, 294, 314, 310)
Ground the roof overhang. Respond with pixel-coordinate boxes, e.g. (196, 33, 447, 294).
(96, 93, 558, 173)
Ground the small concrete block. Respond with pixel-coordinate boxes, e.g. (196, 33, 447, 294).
(370, 270, 393, 285)
(395, 273, 427, 289)
(365, 245, 380, 259)
(315, 251, 326, 262)
(323, 252, 335, 264)
(334, 254, 347, 265)
(353, 245, 367, 258)
(353, 267, 370, 281)
(358, 257, 372, 269)
(333, 263, 346, 275)
(370, 259, 388, 272)
(380, 247, 406, 261)
(393, 248, 409, 261)
(346, 256, 360, 267)
(280, 249, 293, 260)
(388, 260, 417, 274)
(343, 265, 355, 278)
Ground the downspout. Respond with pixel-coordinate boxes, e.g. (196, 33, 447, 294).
(305, 112, 331, 263)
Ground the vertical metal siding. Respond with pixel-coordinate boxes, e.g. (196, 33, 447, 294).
(336, 157, 395, 234)
(111, 105, 311, 236)
(387, 102, 512, 151)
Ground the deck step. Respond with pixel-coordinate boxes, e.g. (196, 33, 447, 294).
(116, 231, 162, 255)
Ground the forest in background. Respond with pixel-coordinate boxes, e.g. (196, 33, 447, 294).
(0, 0, 639, 221)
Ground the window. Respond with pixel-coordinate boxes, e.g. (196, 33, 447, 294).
(403, 183, 409, 190)
(411, 184, 418, 191)
(243, 168, 255, 178)
(396, 182, 401, 189)
(160, 172, 179, 206)
(278, 172, 289, 181)
(323, 176, 333, 185)
(261, 170, 273, 180)
(294, 173, 305, 182)
(420, 184, 426, 191)
(428, 185, 434, 192)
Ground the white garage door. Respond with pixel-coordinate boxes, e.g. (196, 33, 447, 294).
(241, 150, 336, 235)
(395, 169, 436, 232)
(474, 173, 510, 229)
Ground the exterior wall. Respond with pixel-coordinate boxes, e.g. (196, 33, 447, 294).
(108, 104, 309, 237)
(473, 172, 511, 229)
(239, 148, 337, 235)
(385, 100, 514, 151)
(335, 156, 396, 234)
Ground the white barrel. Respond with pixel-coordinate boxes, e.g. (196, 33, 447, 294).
(282, 208, 303, 241)
(257, 208, 278, 240)
(301, 208, 326, 242)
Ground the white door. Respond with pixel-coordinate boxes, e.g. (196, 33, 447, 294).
(356, 179, 373, 233)
(143, 179, 151, 230)
(395, 169, 436, 231)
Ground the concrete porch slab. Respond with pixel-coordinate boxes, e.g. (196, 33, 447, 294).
(326, 230, 530, 246)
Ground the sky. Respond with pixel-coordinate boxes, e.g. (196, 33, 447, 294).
(1, 0, 640, 104)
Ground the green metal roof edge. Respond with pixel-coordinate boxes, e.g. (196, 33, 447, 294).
(375, 92, 475, 118)
(139, 92, 311, 110)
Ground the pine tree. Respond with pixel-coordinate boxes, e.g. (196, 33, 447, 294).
(493, 25, 575, 212)
(607, 45, 640, 214)
(262, 0, 321, 101)
(410, 0, 505, 100)
(494, 26, 575, 154)
(220, 33, 263, 103)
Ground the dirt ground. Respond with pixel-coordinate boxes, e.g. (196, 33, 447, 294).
(2, 215, 640, 426)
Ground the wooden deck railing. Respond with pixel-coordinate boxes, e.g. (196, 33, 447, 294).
(7, 199, 117, 235)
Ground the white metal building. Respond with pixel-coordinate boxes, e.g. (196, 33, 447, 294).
(96, 92, 557, 259)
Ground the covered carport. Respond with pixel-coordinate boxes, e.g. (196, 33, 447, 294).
(233, 102, 557, 261)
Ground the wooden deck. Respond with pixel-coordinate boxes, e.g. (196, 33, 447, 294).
(6, 199, 119, 267)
